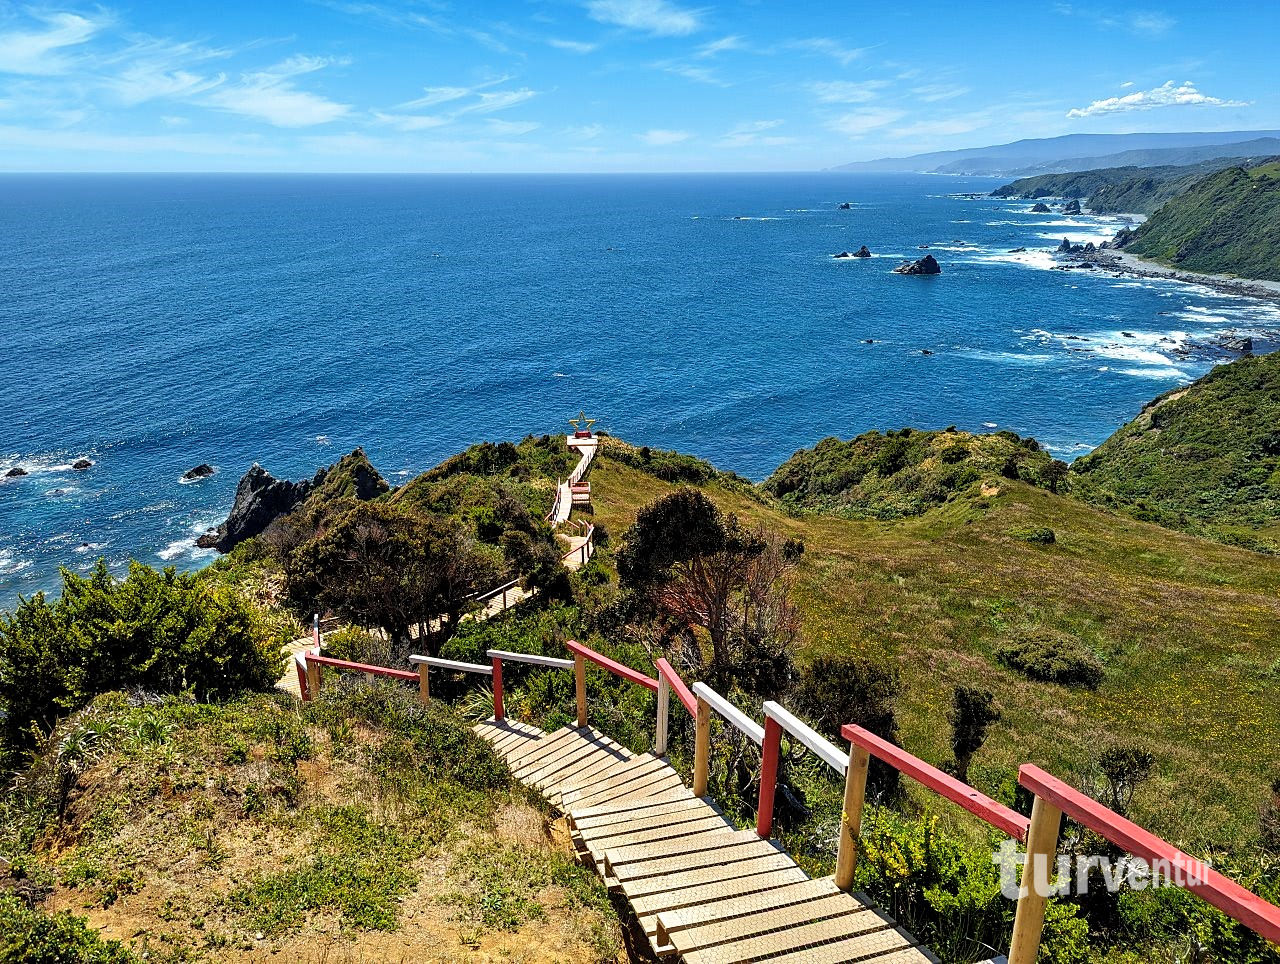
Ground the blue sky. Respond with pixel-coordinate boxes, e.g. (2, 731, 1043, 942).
(0, 0, 1273, 172)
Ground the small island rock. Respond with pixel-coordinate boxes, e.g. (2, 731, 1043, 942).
(5, 467, 27, 478)
(893, 254, 941, 275)
(183, 464, 215, 481)
(838, 202, 852, 210)
(1030, 202, 1051, 213)
(72, 459, 92, 470)
(1061, 199, 1081, 215)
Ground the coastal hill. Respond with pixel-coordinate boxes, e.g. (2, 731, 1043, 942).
(833, 129, 1280, 176)
(4, 361, 1280, 961)
(1113, 161, 1280, 281)
(1073, 347, 1280, 546)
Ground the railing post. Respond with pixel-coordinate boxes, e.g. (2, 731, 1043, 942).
(313, 613, 320, 648)
(575, 654, 587, 728)
(491, 656, 505, 720)
(757, 716, 783, 838)
(1008, 794, 1065, 964)
(655, 675, 671, 756)
(305, 655, 322, 700)
(693, 695, 711, 797)
(417, 663, 429, 703)
(835, 743, 871, 891)
(296, 656, 311, 701)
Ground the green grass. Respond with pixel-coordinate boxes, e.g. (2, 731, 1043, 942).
(588, 453, 1280, 850)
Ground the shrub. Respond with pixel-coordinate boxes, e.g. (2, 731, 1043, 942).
(948, 686, 1000, 784)
(1015, 526, 1057, 545)
(0, 562, 279, 769)
(996, 630, 1104, 689)
(0, 894, 136, 963)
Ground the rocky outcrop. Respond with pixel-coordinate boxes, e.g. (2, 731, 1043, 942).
(4, 467, 27, 478)
(838, 202, 852, 210)
(834, 246, 871, 259)
(1061, 199, 1081, 215)
(1221, 336, 1254, 354)
(72, 459, 92, 470)
(1030, 202, 1051, 213)
(183, 464, 215, 481)
(196, 448, 388, 552)
(893, 254, 941, 275)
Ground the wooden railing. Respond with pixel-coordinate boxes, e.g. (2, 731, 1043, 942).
(1009, 764, 1280, 962)
(561, 523, 596, 567)
(298, 638, 1280, 957)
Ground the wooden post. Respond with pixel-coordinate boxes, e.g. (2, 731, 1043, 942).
(305, 656, 322, 700)
(693, 695, 711, 797)
(756, 716, 783, 838)
(417, 663, 429, 703)
(835, 743, 871, 891)
(491, 656, 505, 721)
(575, 654, 587, 728)
(1008, 794, 1065, 964)
(312, 613, 320, 648)
(296, 657, 311, 701)
(655, 675, 671, 756)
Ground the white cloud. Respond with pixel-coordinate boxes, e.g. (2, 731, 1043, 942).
(788, 38, 867, 67)
(373, 110, 449, 131)
(547, 38, 599, 53)
(827, 108, 905, 137)
(388, 78, 537, 129)
(654, 60, 726, 86)
(586, 0, 702, 37)
(565, 123, 604, 139)
(486, 118, 539, 136)
(912, 84, 970, 103)
(1067, 80, 1249, 118)
(1120, 81, 1135, 88)
(1054, 5, 1176, 37)
(452, 88, 537, 115)
(697, 35, 744, 58)
(888, 114, 992, 139)
(0, 11, 105, 75)
(401, 85, 480, 109)
(638, 128, 690, 145)
(808, 80, 887, 104)
(720, 119, 792, 147)
(205, 55, 351, 127)
(104, 40, 231, 106)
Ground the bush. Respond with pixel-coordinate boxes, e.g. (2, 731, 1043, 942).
(1015, 526, 1057, 545)
(0, 562, 279, 769)
(0, 894, 136, 963)
(996, 630, 1104, 689)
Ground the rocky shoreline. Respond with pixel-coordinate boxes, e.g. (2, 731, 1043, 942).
(1063, 247, 1280, 304)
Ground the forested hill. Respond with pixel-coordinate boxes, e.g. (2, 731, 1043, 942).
(990, 157, 1253, 213)
(1072, 348, 1280, 548)
(1114, 162, 1280, 280)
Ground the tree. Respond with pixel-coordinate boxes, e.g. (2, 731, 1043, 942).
(0, 561, 278, 769)
(947, 686, 1000, 784)
(1043, 459, 1070, 494)
(793, 652, 901, 797)
(617, 489, 802, 693)
(287, 501, 500, 657)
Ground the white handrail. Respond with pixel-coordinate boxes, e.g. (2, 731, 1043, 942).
(469, 578, 520, 603)
(487, 649, 575, 670)
(691, 681, 765, 745)
(408, 655, 493, 675)
(763, 701, 848, 774)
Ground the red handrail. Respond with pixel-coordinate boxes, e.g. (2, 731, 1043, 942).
(566, 639, 659, 691)
(1020, 765, 1280, 943)
(305, 653, 419, 682)
(654, 658, 697, 716)
(843, 724, 1030, 842)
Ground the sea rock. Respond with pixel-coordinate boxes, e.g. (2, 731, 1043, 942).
(1030, 202, 1051, 213)
(195, 448, 388, 553)
(921, 349, 934, 355)
(1008, 247, 1027, 253)
(72, 459, 92, 470)
(183, 464, 215, 481)
(1078, 262, 1095, 269)
(1061, 199, 1081, 215)
(893, 254, 941, 275)
(833, 251, 854, 259)
(838, 202, 852, 210)
(5, 467, 27, 478)
(862, 339, 876, 343)
(1221, 336, 1254, 353)
(1057, 238, 1073, 253)
(1121, 332, 1136, 338)
(917, 244, 930, 249)
(853, 245, 871, 258)
(1083, 242, 1095, 253)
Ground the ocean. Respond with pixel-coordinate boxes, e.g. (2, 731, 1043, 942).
(3, 172, 1278, 602)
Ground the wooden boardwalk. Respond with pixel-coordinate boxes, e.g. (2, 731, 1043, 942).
(475, 718, 939, 964)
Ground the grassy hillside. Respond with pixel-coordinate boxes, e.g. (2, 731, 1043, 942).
(991, 158, 1245, 213)
(1117, 162, 1280, 280)
(762, 428, 1059, 518)
(0, 686, 622, 963)
(1072, 350, 1280, 549)
(588, 451, 1280, 851)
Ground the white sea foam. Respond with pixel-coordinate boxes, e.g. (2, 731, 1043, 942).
(0, 550, 32, 576)
(74, 542, 108, 554)
(1116, 366, 1190, 380)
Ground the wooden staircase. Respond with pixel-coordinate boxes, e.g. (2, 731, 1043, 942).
(475, 718, 939, 964)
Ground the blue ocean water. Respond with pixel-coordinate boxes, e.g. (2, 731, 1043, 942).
(3, 173, 1278, 602)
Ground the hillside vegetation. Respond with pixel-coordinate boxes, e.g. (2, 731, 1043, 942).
(991, 158, 1248, 213)
(762, 427, 1062, 517)
(1072, 349, 1280, 549)
(1115, 162, 1280, 280)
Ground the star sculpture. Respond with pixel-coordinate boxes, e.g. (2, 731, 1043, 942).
(569, 410, 597, 433)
